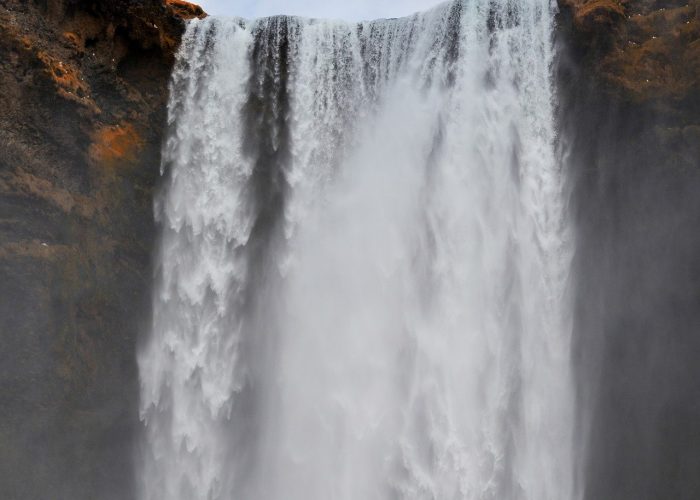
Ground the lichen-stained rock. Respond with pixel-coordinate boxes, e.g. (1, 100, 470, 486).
(557, 1, 700, 499)
(89, 122, 146, 169)
(166, 0, 207, 20)
(562, 0, 627, 34)
(0, 0, 204, 499)
(559, 0, 700, 108)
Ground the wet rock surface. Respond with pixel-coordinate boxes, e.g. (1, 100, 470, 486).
(561, 0, 700, 107)
(558, 1, 700, 499)
(0, 0, 201, 498)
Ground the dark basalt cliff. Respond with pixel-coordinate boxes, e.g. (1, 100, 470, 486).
(558, 1, 700, 499)
(0, 0, 698, 499)
(0, 0, 202, 498)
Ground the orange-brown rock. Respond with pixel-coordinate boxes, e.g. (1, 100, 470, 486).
(563, 0, 627, 33)
(559, 0, 700, 106)
(0, 169, 97, 218)
(559, 3, 700, 495)
(166, 0, 207, 20)
(88, 122, 146, 169)
(0, 1, 204, 498)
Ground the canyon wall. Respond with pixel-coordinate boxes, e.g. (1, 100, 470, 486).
(559, 1, 700, 499)
(0, 1, 202, 498)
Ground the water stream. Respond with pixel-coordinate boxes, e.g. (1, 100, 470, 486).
(138, 1, 574, 498)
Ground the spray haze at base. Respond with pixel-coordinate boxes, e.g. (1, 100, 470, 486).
(138, 1, 575, 498)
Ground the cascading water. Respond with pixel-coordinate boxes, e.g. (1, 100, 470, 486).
(138, 1, 574, 498)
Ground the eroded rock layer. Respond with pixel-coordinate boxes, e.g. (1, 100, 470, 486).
(559, 1, 700, 499)
(561, 0, 700, 108)
(0, 1, 201, 498)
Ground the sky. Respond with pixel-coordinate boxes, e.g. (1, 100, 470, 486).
(197, 0, 445, 21)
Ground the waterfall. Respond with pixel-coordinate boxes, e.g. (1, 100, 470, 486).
(138, 1, 574, 498)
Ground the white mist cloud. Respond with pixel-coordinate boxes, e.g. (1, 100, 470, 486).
(197, 0, 445, 21)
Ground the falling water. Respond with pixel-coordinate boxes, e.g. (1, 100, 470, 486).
(138, 0, 574, 498)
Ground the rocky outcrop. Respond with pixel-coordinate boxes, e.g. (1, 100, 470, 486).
(557, 2, 700, 499)
(560, 0, 700, 107)
(0, 1, 202, 498)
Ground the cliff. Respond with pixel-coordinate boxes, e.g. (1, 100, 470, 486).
(558, 1, 700, 499)
(560, 0, 700, 119)
(0, 0, 202, 498)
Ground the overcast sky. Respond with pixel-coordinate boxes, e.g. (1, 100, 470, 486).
(197, 0, 445, 21)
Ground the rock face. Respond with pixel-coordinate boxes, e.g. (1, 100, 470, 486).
(0, 0, 201, 498)
(558, 1, 700, 499)
(561, 0, 700, 104)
